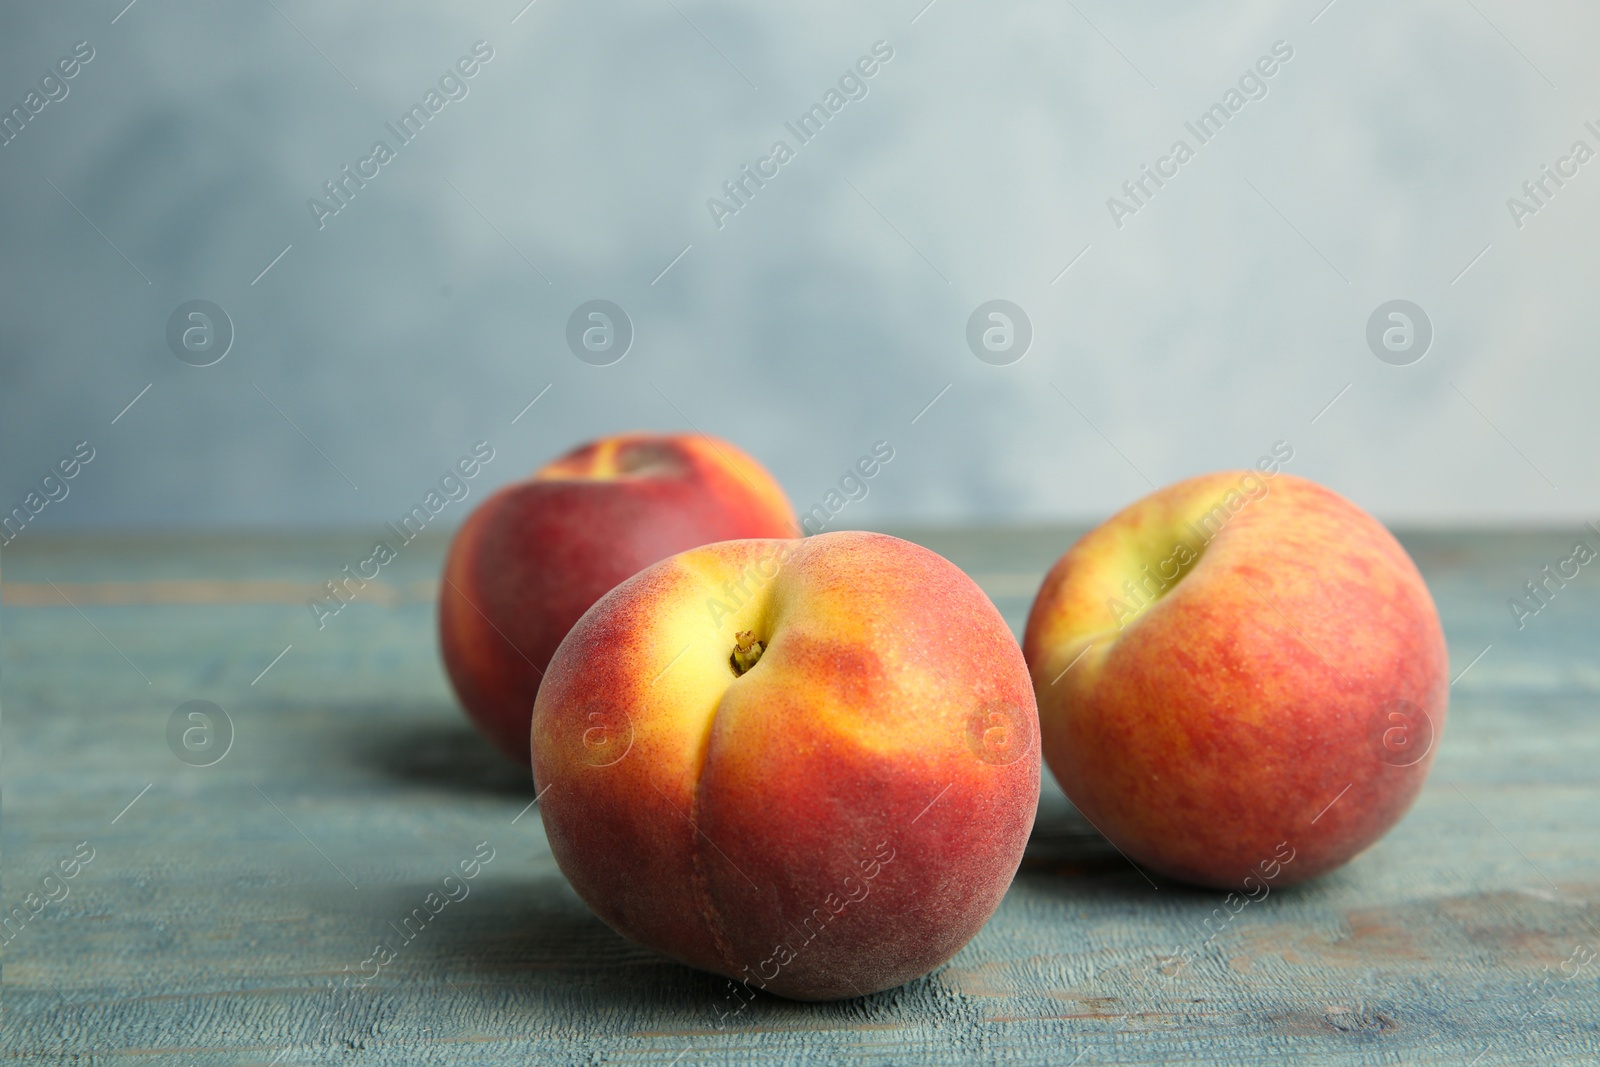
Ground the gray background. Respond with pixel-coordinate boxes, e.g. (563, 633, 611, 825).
(2, 0, 1596, 533)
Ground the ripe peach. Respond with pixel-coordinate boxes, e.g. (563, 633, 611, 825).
(1023, 471, 1448, 888)
(440, 433, 797, 764)
(531, 532, 1039, 1000)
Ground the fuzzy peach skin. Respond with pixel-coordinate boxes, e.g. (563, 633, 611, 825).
(531, 531, 1040, 1001)
(440, 433, 797, 764)
(1023, 472, 1448, 889)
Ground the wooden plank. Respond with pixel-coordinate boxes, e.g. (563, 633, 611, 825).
(2, 528, 1596, 1065)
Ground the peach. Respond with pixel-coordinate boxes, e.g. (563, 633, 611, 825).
(1023, 471, 1448, 888)
(440, 433, 797, 764)
(531, 531, 1039, 1001)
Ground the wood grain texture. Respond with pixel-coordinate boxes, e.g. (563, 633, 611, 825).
(2, 528, 1597, 1066)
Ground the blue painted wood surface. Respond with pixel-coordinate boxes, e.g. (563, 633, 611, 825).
(2, 527, 1597, 1065)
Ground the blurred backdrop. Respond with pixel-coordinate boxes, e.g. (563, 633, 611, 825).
(2, 0, 1597, 534)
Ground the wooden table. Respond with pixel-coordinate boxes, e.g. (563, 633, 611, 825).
(3, 528, 1596, 1065)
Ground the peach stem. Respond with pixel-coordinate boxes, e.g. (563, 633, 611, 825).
(731, 630, 765, 676)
